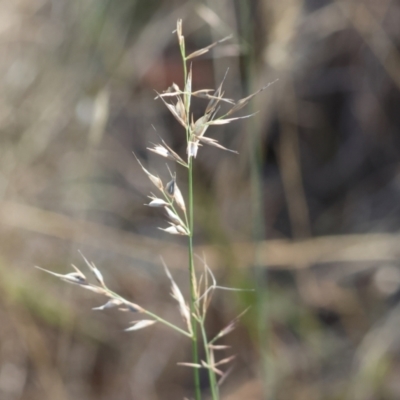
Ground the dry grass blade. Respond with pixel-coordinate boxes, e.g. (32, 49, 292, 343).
(186, 35, 232, 60)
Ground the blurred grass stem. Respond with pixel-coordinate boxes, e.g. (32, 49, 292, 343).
(238, 3, 272, 399)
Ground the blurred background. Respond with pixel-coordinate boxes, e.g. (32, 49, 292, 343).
(1, 0, 400, 399)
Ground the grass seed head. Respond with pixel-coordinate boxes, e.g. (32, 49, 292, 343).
(159, 224, 188, 235)
(147, 196, 169, 207)
(165, 207, 183, 226)
(176, 19, 184, 48)
(125, 320, 157, 331)
(93, 299, 123, 311)
(134, 154, 164, 191)
(165, 177, 176, 197)
(173, 183, 186, 212)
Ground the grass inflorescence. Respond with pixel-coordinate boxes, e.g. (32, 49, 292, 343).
(37, 20, 274, 400)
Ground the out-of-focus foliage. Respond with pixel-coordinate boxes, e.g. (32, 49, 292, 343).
(1, 0, 400, 399)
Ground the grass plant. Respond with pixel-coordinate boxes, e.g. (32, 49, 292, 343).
(37, 20, 274, 399)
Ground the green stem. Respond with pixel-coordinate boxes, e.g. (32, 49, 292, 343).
(200, 322, 219, 400)
(181, 42, 201, 400)
(188, 156, 201, 400)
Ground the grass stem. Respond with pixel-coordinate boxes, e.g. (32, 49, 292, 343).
(200, 322, 219, 400)
(182, 40, 202, 400)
